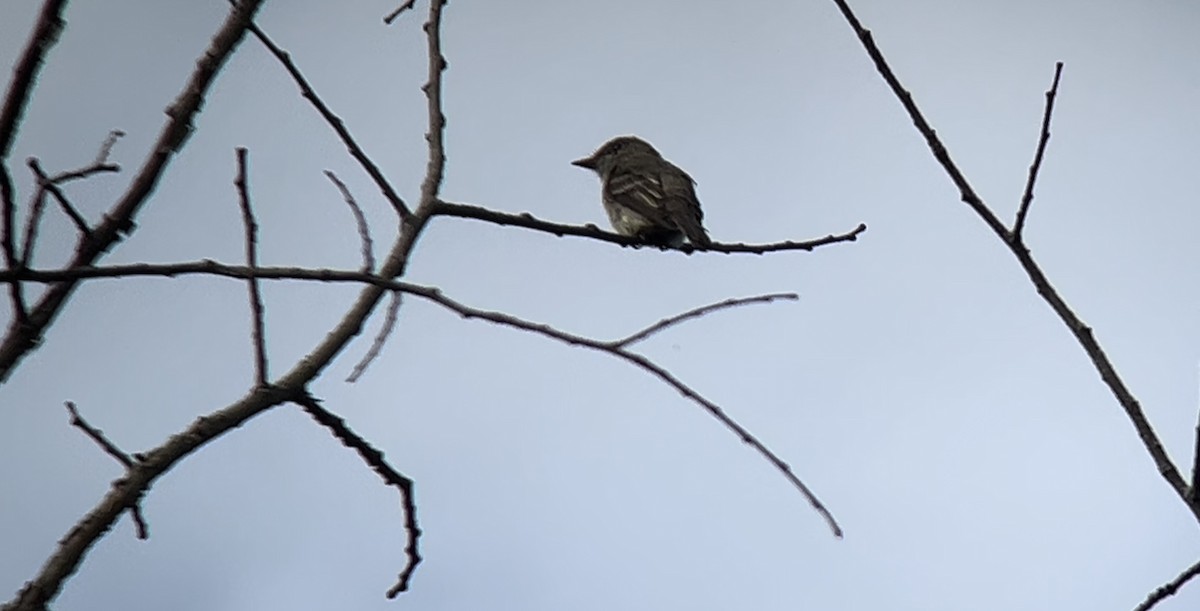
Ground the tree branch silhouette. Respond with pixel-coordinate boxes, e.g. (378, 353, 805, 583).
(1134, 558, 1200, 611)
(1, 1, 864, 607)
(433, 200, 867, 254)
(0, 0, 268, 383)
(63, 401, 149, 540)
(832, 0, 1199, 606)
(234, 148, 269, 386)
(293, 394, 422, 598)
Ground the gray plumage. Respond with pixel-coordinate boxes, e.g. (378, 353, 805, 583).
(572, 136, 711, 247)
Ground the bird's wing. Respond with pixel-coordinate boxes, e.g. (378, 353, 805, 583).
(603, 165, 677, 228)
(659, 167, 711, 246)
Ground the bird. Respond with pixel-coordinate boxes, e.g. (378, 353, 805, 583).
(572, 135, 711, 248)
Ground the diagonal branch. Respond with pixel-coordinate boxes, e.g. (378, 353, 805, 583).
(1190, 364, 1200, 506)
(0, 0, 268, 384)
(21, 134, 123, 267)
(611, 292, 799, 349)
(293, 394, 422, 597)
(383, 1, 417, 24)
(241, 12, 411, 220)
(1134, 558, 1200, 611)
(408, 284, 844, 537)
(29, 158, 90, 236)
(0, 0, 66, 159)
(1013, 62, 1064, 240)
(345, 290, 400, 383)
(63, 402, 148, 539)
(3, 2, 440, 607)
(0, 0, 70, 342)
(234, 148, 268, 386)
(17, 179, 49, 267)
(433, 200, 867, 254)
(830, 0, 1196, 521)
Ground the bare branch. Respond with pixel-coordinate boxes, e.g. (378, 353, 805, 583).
(0, 0, 69, 354)
(828, 1, 1010, 242)
(1013, 62, 1064, 239)
(433, 200, 867, 254)
(830, 0, 1196, 520)
(241, 16, 411, 220)
(0, 0, 66, 159)
(3, 257, 840, 535)
(63, 402, 148, 539)
(29, 158, 90, 236)
(293, 394, 422, 597)
(1, 260, 395, 285)
(0, 0, 268, 384)
(64, 401, 133, 467)
(345, 290, 400, 383)
(611, 292, 799, 349)
(410, 285, 843, 537)
(234, 148, 268, 386)
(415, 0, 449, 218)
(20, 133, 123, 266)
(383, 1, 417, 24)
(90, 129, 124, 167)
(324, 170, 376, 272)
(1134, 558, 1200, 611)
(17, 179, 49, 267)
(4, 2, 427, 605)
(1191, 362, 1200, 505)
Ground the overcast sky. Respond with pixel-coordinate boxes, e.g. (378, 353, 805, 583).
(2, 1, 1199, 610)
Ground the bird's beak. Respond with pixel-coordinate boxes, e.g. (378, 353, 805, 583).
(571, 156, 597, 170)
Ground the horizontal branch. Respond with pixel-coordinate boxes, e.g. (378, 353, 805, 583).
(611, 292, 799, 349)
(1, 258, 842, 536)
(433, 200, 866, 254)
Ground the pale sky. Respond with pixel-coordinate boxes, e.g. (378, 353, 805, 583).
(2, 1, 1198, 610)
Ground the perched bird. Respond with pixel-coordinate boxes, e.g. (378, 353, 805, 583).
(572, 136, 711, 247)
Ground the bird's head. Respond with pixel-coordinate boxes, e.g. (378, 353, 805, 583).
(571, 135, 662, 174)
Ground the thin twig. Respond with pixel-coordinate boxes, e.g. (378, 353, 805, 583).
(20, 133, 124, 265)
(64, 401, 133, 467)
(29, 158, 90, 236)
(433, 201, 867, 254)
(345, 290, 400, 383)
(1013, 62, 1064, 240)
(2, 257, 840, 534)
(90, 129, 125, 167)
(415, 0, 448, 218)
(240, 12, 411, 220)
(0, 0, 268, 384)
(63, 402, 148, 539)
(234, 148, 268, 386)
(830, 0, 1196, 521)
(17, 180, 48, 267)
(0, 0, 68, 331)
(611, 292, 799, 348)
(293, 394, 422, 597)
(383, 0, 417, 24)
(410, 285, 844, 537)
(1191, 361, 1200, 505)
(1134, 558, 1200, 611)
(324, 170, 376, 272)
